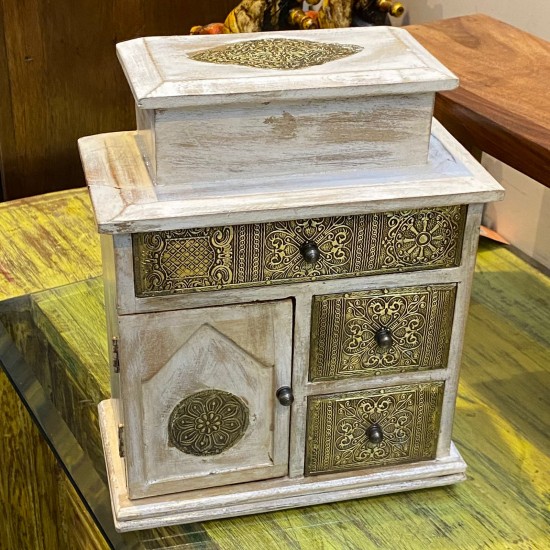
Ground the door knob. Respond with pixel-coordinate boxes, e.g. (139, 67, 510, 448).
(300, 241, 320, 264)
(375, 327, 393, 349)
(366, 423, 384, 444)
(276, 386, 294, 406)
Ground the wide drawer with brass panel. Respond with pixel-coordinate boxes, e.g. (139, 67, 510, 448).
(79, 26, 505, 532)
(310, 284, 457, 381)
(305, 382, 444, 475)
(133, 206, 466, 297)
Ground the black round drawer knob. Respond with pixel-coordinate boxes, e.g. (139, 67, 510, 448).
(375, 327, 393, 349)
(300, 241, 321, 264)
(366, 423, 384, 444)
(276, 386, 294, 406)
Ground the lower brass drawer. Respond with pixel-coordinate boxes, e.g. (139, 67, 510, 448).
(132, 206, 466, 297)
(305, 382, 444, 476)
(310, 284, 456, 381)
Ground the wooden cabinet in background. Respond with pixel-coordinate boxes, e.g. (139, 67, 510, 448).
(0, 0, 234, 200)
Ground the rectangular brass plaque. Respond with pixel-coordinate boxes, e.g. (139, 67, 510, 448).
(133, 206, 466, 297)
(310, 284, 457, 381)
(305, 382, 444, 476)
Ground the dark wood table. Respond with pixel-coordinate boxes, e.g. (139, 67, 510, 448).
(407, 14, 550, 187)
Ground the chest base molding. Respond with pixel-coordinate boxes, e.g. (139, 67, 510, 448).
(99, 399, 466, 532)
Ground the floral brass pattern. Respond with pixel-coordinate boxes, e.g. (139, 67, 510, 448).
(264, 218, 354, 279)
(189, 38, 363, 70)
(305, 383, 444, 475)
(310, 285, 456, 381)
(168, 390, 249, 456)
(384, 209, 462, 267)
(132, 206, 466, 297)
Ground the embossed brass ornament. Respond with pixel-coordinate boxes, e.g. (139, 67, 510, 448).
(190, 38, 363, 70)
(305, 382, 444, 475)
(168, 390, 249, 456)
(310, 284, 457, 381)
(376, 0, 404, 17)
(133, 207, 466, 297)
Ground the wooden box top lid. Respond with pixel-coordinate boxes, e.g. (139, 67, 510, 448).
(116, 27, 458, 109)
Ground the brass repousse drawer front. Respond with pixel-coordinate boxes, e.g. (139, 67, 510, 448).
(310, 284, 457, 381)
(133, 206, 466, 297)
(305, 382, 444, 476)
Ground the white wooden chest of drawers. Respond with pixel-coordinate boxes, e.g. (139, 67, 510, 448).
(79, 27, 504, 532)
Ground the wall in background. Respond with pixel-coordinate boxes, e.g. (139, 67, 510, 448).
(397, 0, 550, 40)
(399, 0, 550, 268)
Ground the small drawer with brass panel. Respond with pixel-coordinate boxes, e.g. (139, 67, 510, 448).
(310, 284, 457, 382)
(132, 206, 467, 298)
(305, 382, 444, 476)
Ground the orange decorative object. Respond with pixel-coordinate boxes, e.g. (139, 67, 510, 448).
(288, 8, 320, 30)
(190, 23, 226, 35)
(190, 0, 406, 34)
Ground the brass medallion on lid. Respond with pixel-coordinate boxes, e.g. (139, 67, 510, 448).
(189, 38, 363, 70)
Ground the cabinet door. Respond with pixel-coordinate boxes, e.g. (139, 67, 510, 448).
(118, 300, 293, 499)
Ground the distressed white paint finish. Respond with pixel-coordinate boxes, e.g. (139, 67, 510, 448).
(91, 200, 501, 526)
(99, 235, 123, 431)
(116, 259, 465, 317)
(99, 398, 466, 531)
(436, 203, 485, 458)
(83, 44, 505, 527)
(117, 300, 293, 499)
(117, 27, 458, 109)
(147, 93, 434, 187)
(117, 27, 457, 187)
(134, 106, 155, 177)
(79, 121, 504, 234)
(288, 294, 313, 478)
(306, 367, 451, 397)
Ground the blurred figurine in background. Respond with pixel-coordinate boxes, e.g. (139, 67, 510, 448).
(190, 0, 404, 35)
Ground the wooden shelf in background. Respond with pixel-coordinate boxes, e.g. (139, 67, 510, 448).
(408, 14, 550, 187)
